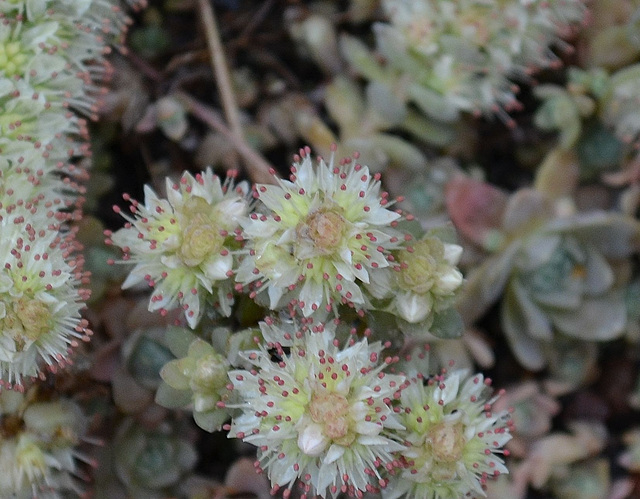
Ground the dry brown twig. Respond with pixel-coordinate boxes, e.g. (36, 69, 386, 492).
(175, 91, 276, 184)
(196, 0, 276, 184)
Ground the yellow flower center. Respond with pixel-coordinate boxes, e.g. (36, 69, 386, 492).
(398, 238, 444, 294)
(298, 208, 346, 255)
(428, 421, 466, 463)
(308, 391, 353, 443)
(178, 197, 224, 267)
(0, 41, 29, 77)
(1, 297, 52, 351)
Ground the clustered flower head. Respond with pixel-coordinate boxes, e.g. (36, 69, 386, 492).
(0, 206, 91, 388)
(367, 231, 464, 325)
(385, 369, 512, 499)
(227, 320, 407, 498)
(0, 388, 90, 498)
(369, 0, 587, 120)
(236, 145, 403, 317)
(107, 168, 250, 328)
(0, 0, 137, 390)
(223, 319, 512, 498)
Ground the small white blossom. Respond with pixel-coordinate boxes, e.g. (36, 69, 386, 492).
(108, 168, 250, 328)
(0, 389, 89, 498)
(236, 146, 402, 317)
(384, 370, 512, 499)
(228, 321, 407, 498)
(0, 207, 91, 387)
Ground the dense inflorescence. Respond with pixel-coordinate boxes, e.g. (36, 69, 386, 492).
(0, 0, 134, 492)
(107, 169, 250, 328)
(341, 0, 587, 124)
(0, 0, 139, 387)
(237, 146, 403, 318)
(227, 321, 407, 498)
(384, 370, 512, 499)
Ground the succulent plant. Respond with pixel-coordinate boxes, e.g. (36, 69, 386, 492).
(342, 0, 586, 123)
(227, 320, 407, 498)
(107, 168, 250, 328)
(236, 146, 403, 318)
(109, 417, 197, 498)
(366, 229, 463, 330)
(450, 178, 640, 370)
(156, 326, 235, 432)
(384, 369, 512, 499)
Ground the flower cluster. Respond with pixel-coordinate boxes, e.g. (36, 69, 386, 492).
(367, 231, 464, 325)
(0, 0, 136, 388)
(107, 169, 250, 327)
(0, 211, 91, 387)
(0, 388, 89, 498)
(227, 322, 407, 497)
(224, 321, 512, 498)
(237, 146, 402, 317)
(342, 0, 586, 122)
(385, 370, 512, 499)
(110, 149, 464, 331)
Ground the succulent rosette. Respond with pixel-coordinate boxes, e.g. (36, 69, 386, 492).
(450, 180, 640, 370)
(236, 146, 402, 317)
(384, 370, 511, 499)
(110, 416, 198, 497)
(108, 168, 250, 328)
(227, 321, 406, 498)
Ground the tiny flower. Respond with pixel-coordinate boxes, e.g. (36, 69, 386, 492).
(384, 370, 512, 499)
(0, 388, 89, 497)
(394, 236, 462, 323)
(228, 321, 406, 498)
(0, 207, 91, 388)
(383, 234, 463, 324)
(108, 168, 250, 328)
(236, 146, 402, 317)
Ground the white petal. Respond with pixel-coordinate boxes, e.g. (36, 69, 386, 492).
(396, 292, 431, 323)
(298, 423, 329, 456)
(323, 443, 346, 464)
(203, 253, 232, 281)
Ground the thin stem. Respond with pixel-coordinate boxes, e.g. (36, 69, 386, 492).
(175, 91, 276, 184)
(197, 0, 244, 141)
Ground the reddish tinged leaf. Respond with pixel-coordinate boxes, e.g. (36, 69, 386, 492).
(445, 175, 508, 248)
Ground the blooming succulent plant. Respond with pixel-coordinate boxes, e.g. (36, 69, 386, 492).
(366, 229, 464, 327)
(0, 207, 91, 388)
(342, 0, 586, 123)
(0, 388, 89, 498)
(384, 369, 512, 499)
